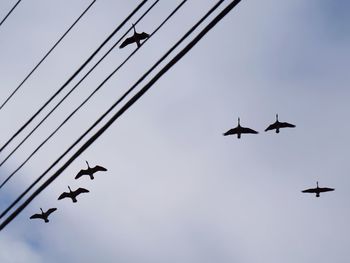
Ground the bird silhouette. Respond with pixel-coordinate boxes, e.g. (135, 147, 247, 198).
(30, 208, 57, 223)
(302, 182, 334, 197)
(120, 23, 149, 48)
(58, 186, 89, 203)
(223, 118, 258, 139)
(265, 114, 295, 133)
(75, 161, 107, 180)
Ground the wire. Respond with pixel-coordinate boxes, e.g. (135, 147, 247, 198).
(0, 0, 183, 186)
(0, 0, 242, 227)
(0, 0, 161, 167)
(0, 0, 147, 153)
(0, 0, 22, 28)
(0, 0, 97, 111)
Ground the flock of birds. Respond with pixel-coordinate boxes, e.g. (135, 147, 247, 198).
(223, 114, 335, 198)
(29, 27, 334, 224)
(30, 24, 147, 223)
(223, 114, 296, 138)
(30, 161, 107, 223)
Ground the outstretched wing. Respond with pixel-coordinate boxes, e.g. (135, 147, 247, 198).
(76, 188, 89, 195)
(75, 169, 88, 179)
(241, 127, 258, 134)
(91, 165, 107, 173)
(58, 192, 70, 200)
(265, 122, 278, 132)
(318, 187, 334, 193)
(302, 188, 317, 193)
(223, 127, 238, 136)
(30, 213, 43, 220)
(137, 32, 149, 41)
(46, 208, 57, 216)
(120, 36, 136, 48)
(279, 122, 296, 128)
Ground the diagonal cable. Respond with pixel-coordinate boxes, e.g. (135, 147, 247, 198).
(0, 0, 22, 28)
(0, 0, 97, 111)
(0, 0, 235, 221)
(0, 0, 242, 230)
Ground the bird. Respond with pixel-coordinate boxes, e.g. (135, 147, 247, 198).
(265, 114, 295, 133)
(119, 23, 149, 48)
(58, 186, 89, 203)
(30, 208, 57, 223)
(302, 181, 334, 197)
(75, 161, 107, 180)
(223, 118, 258, 139)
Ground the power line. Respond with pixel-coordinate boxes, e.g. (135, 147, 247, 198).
(0, 0, 183, 186)
(0, 0, 161, 167)
(0, 0, 242, 227)
(0, 0, 22, 28)
(0, 0, 97, 111)
(0, 0, 147, 153)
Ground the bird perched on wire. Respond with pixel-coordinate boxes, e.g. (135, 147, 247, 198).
(302, 182, 334, 197)
(30, 208, 57, 223)
(58, 186, 89, 203)
(120, 23, 149, 48)
(223, 118, 258, 139)
(75, 161, 107, 180)
(265, 114, 295, 133)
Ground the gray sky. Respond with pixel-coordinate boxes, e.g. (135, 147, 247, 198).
(0, 0, 349, 262)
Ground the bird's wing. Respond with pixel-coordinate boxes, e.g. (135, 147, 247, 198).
(318, 187, 334, 193)
(241, 127, 258, 134)
(30, 213, 42, 220)
(302, 188, 317, 193)
(138, 32, 149, 40)
(120, 36, 136, 48)
(265, 122, 278, 131)
(223, 127, 238, 136)
(46, 208, 57, 216)
(58, 192, 70, 200)
(76, 188, 90, 195)
(279, 122, 296, 128)
(75, 169, 88, 179)
(92, 165, 107, 173)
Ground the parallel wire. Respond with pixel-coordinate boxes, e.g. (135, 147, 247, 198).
(0, 0, 97, 111)
(0, 0, 161, 166)
(0, 0, 183, 187)
(0, 0, 147, 153)
(0, 0, 237, 222)
(0, 0, 22, 28)
(0, 0, 242, 230)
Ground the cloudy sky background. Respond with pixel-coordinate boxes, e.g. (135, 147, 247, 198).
(0, 0, 349, 262)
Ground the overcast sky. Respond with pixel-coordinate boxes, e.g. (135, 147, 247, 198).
(0, 0, 349, 262)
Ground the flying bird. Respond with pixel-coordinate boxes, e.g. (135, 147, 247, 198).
(119, 23, 149, 48)
(302, 182, 334, 197)
(30, 208, 57, 223)
(75, 161, 107, 180)
(265, 114, 295, 133)
(223, 118, 258, 139)
(58, 186, 89, 203)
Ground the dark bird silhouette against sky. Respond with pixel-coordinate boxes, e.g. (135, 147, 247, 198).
(120, 23, 149, 48)
(29, 208, 57, 223)
(265, 114, 295, 133)
(223, 118, 258, 139)
(302, 182, 334, 197)
(75, 161, 107, 180)
(58, 186, 89, 203)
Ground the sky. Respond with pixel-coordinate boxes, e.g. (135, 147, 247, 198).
(0, 0, 349, 262)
